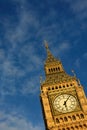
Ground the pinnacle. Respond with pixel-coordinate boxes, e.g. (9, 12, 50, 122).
(44, 41, 60, 64)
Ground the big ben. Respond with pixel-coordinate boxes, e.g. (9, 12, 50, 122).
(40, 43, 87, 130)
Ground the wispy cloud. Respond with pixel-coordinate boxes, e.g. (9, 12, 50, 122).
(70, 0, 87, 13)
(20, 75, 39, 95)
(83, 52, 87, 60)
(63, 0, 87, 20)
(74, 52, 87, 69)
(0, 111, 44, 130)
(58, 42, 71, 52)
(52, 42, 71, 57)
(74, 58, 80, 68)
(0, 0, 43, 96)
(0, 0, 87, 97)
(0, 45, 41, 96)
(4, 10, 39, 46)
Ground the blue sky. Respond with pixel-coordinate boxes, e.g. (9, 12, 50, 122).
(0, 0, 87, 129)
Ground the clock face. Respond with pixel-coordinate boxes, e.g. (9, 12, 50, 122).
(53, 94, 77, 113)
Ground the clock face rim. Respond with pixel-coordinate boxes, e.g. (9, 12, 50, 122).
(53, 94, 77, 113)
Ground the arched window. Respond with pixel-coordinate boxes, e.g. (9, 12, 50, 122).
(55, 86, 58, 89)
(49, 69, 50, 72)
(71, 126, 74, 130)
(67, 84, 69, 87)
(76, 114, 80, 119)
(58, 67, 60, 71)
(56, 67, 57, 70)
(51, 68, 53, 72)
(60, 117, 63, 122)
(53, 68, 55, 71)
(64, 117, 68, 122)
(72, 115, 76, 120)
(70, 83, 72, 86)
(63, 85, 65, 88)
(52, 87, 54, 90)
(80, 113, 84, 119)
(48, 87, 50, 90)
(83, 124, 87, 128)
(68, 116, 72, 121)
(62, 128, 65, 130)
(75, 126, 78, 129)
(59, 85, 61, 88)
(56, 118, 60, 123)
(79, 125, 82, 128)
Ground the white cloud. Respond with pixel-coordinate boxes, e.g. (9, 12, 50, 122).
(19, 74, 40, 95)
(18, 44, 42, 71)
(0, 0, 43, 96)
(71, 0, 87, 13)
(3, 60, 18, 76)
(5, 10, 39, 45)
(0, 111, 44, 130)
(60, 0, 87, 22)
(74, 58, 80, 68)
(58, 42, 71, 52)
(53, 42, 71, 56)
(65, 0, 87, 21)
(0, 43, 42, 96)
(0, 53, 24, 76)
(1, 0, 39, 48)
(73, 52, 87, 69)
(0, 49, 6, 62)
(83, 52, 87, 60)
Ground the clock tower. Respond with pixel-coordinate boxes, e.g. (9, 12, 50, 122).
(40, 43, 87, 130)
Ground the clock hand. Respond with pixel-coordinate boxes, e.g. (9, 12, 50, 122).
(63, 101, 66, 105)
(65, 95, 70, 102)
(63, 96, 70, 108)
(63, 101, 67, 107)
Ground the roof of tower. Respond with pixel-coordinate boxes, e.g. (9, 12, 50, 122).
(44, 41, 60, 65)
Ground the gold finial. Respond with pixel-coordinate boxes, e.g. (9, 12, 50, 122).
(40, 76, 42, 84)
(77, 78, 81, 86)
(44, 40, 49, 49)
(72, 70, 76, 77)
(72, 70, 81, 86)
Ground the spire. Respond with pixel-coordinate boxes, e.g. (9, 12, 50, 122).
(44, 40, 49, 49)
(44, 40, 60, 65)
(44, 40, 51, 57)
